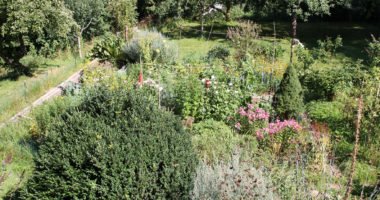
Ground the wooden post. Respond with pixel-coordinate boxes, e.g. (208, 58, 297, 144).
(343, 94, 364, 200)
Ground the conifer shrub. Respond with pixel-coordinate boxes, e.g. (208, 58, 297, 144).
(12, 87, 197, 199)
(272, 65, 304, 119)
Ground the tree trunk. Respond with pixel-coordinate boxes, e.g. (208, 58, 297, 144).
(225, 0, 232, 22)
(77, 32, 83, 59)
(201, 4, 205, 38)
(343, 94, 364, 200)
(290, 12, 297, 63)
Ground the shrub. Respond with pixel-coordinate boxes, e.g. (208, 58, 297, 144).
(12, 87, 197, 199)
(192, 155, 277, 199)
(227, 21, 261, 58)
(313, 36, 343, 60)
(307, 101, 345, 126)
(366, 35, 380, 67)
(191, 120, 238, 163)
(206, 45, 230, 61)
(122, 30, 178, 64)
(88, 33, 125, 67)
(272, 65, 304, 119)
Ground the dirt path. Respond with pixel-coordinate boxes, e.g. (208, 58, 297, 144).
(0, 60, 98, 128)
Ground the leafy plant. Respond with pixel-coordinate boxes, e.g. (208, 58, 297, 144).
(313, 36, 343, 60)
(88, 33, 125, 67)
(366, 35, 380, 67)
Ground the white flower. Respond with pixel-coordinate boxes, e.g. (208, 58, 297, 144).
(215, 91, 219, 94)
(201, 78, 206, 83)
(211, 75, 216, 80)
(228, 82, 233, 86)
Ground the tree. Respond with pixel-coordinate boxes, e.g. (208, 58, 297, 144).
(64, 0, 110, 58)
(282, 0, 339, 63)
(107, 0, 137, 32)
(0, 0, 75, 74)
(272, 65, 304, 119)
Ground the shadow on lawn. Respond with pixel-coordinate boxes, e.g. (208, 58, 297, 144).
(167, 21, 380, 61)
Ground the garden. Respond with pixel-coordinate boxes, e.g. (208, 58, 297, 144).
(0, 0, 379, 199)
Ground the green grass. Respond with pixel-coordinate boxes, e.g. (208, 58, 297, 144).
(0, 46, 92, 124)
(167, 20, 379, 62)
(0, 120, 34, 197)
(175, 38, 227, 60)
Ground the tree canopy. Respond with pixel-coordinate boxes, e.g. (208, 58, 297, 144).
(0, 0, 75, 73)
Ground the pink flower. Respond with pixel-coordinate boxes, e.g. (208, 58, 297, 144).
(256, 130, 264, 140)
(238, 107, 247, 116)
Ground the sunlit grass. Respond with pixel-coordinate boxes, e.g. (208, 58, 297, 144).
(0, 45, 92, 124)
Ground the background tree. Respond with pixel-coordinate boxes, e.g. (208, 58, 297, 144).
(107, 0, 137, 33)
(272, 64, 304, 119)
(281, 0, 339, 63)
(0, 0, 75, 74)
(64, 0, 110, 58)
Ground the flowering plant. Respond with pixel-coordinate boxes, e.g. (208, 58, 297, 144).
(256, 119, 302, 155)
(230, 103, 303, 155)
(229, 103, 270, 135)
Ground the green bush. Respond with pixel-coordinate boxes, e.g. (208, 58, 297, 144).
(367, 36, 380, 67)
(88, 33, 125, 67)
(12, 87, 197, 199)
(122, 30, 178, 64)
(272, 65, 304, 119)
(191, 120, 238, 163)
(307, 101, 345, 125)
(313, 36, 343, 61)
(206, 45, 230, 61)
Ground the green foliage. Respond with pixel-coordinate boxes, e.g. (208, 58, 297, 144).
(366, 35, 380, 67)
(122, 30, 178, 64)
(107, 0, 137, 31)
(88, 33, 125, 66)
(272, 65, 304, 119)
(307, 101, 345, 125)
(174, 73, 241, 122)
(314, 36, 343, 61)
(206, 45, 230, 61)
(191, 120, 238, 163)
(0, 0, 75, 73)
(64, 0, 110, 38)
(229, 5, 245, 20)
(13, 87, 197, 199)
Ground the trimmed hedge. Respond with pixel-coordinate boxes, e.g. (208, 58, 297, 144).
(12, 87, 197, 199)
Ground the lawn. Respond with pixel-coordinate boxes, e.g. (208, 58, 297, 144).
(168, 20, 379, 62)
(0, 45, 92, 124)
